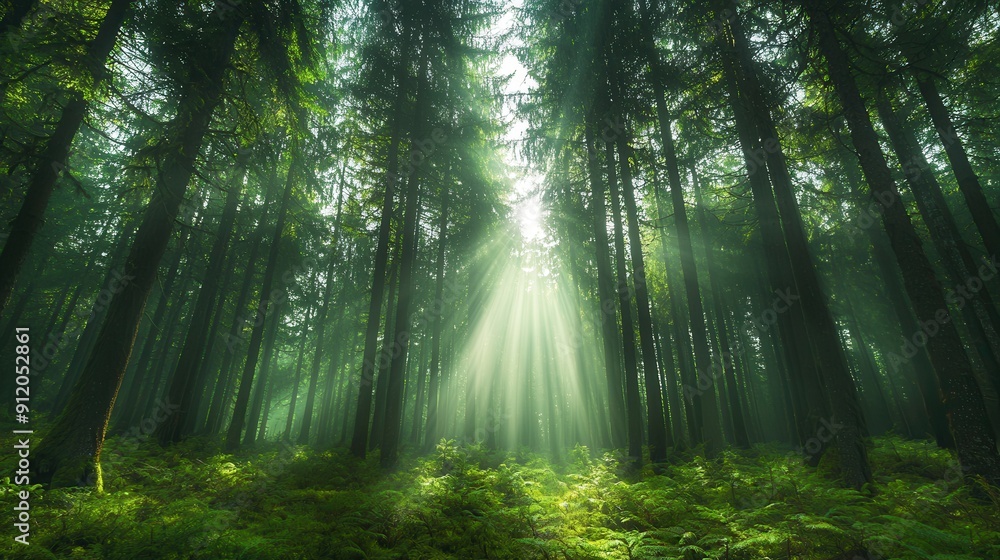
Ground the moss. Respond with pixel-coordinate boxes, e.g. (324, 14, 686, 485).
(0, 434, 997, 559)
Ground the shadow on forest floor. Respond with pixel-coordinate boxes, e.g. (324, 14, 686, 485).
(1, 433, 998, 559)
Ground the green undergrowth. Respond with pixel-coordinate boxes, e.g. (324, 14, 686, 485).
(1, 434, 997, 559)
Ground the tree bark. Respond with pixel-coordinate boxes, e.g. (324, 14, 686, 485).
(0, 0, 131, 318)
(226, 153, 296, 451)
(809, 2, 1000, 486)
(156, 154, 245, 444)
(911, 69, 1000, 261)
(30, 9, 241, 488)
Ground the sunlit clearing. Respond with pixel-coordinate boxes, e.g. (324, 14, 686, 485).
(446, 231, 606, 454)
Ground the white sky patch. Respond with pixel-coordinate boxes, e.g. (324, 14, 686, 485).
(493, 1, 546, 242)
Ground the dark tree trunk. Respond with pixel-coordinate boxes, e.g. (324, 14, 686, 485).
(283, 320, 309, 440)
(876, 93, 1000, 396)
(299, 249, 339, 444)
(226, 154, 296, 451)
(605, 139, 645, 466)
(717, 22, 829, 459)
(424, 185, 448, 449)
(0, 0, 131, 318)
(616, 137, 670, 463)
(156, 155, 245, 444)
(809, 2, 1000, 486)
(369, 240, 401, 450)
(691, 165, 750, 448)
(30, 10, 241, 488)
(911, 69, 1000, 261)
(584, 119, 627, 450)
(243, 274, 285, 447)
(380, 52, 430, 468)
(350, 22, 413, 459)
(204, 229, 263, 435)
(112, 236, 185, 431)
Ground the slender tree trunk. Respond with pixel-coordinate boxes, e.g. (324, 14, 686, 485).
(283, 321, 309, 440)
(350, 22, 413, 458)
(584, 119, 627, 449)
(0, 0, 131, 318)
(616, 136, 670, 463)
(692, 165, 750, 448)
(188, 242, 239, 433)
(30, 9, 240, 483)
(156, 155, 245, 444)
(243, 279, 285, 446)
(652, 173, 697, 446)
(877, 93, 1000, 395)
(299, 249, 339, 443)
(911, 69, 1000, 260)
(424, 185, 448, 449)
(112, 238, 185, 431)
(226, 154, 297, 451)
(729, 11, 871, 487)
(204, 229, 263, 435)
(605, 139, 645, 466)
(809, 2, 1000, 486)
(409, 337, 428, 445)
(369, 236, 404, 450)
(717, 23, 829, 458)
(380, 51, 430, 468)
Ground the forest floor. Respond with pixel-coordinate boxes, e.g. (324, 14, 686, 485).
(1, 432, 998, 559)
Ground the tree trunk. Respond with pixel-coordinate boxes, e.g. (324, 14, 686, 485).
(617, 137, 670, 463)
(717, 20, 829, 459)
(729, 10, 872, 487)
(692, 164, 750, 448)
(876, 92, 1000, 396)
(299, 247, 339, 443)
(156, 154, 245, 444)
(605, 139, 645, 466)
(584, 118, 627, 449)
(30, 10, 241, 488)
(0, 0, 130, 318)
(204, 228, 263, 435)
(226, 153, 296, 451)
(809, 2, 1000, 486)
(424, 185, 448, 449)
(911, 69, 1000, 260)
(349, 20, 413, 458)
(380, 51, 430, 468)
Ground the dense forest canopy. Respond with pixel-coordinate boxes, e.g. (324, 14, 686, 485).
(0, 0, 999, 557)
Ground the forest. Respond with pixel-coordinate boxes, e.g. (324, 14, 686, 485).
(0, 0, 999, 557)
